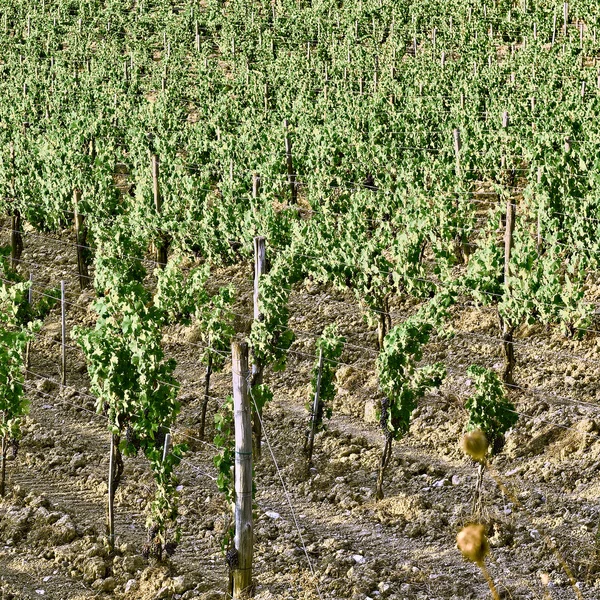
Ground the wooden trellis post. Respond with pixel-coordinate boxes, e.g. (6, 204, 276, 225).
(283, 120, 297, 204)
(152, 155, 168, 267)
(107, 433, 118, 551)
(305, 349, 324, 464)
(25, 272, 33, 374)
(453, 129, 462, 178)
(251, 237, 267, 460)
(232, 342, 253, 598)
(252, 173, 260, 199)
(73, 189, 90, 290)
(9, 140, 23, 271)
(61, 280, 66, 386)
(536, 167, 543, 255)
(0, 436, 6, 497)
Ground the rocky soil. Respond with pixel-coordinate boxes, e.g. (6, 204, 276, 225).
(1, 221, 600, 599)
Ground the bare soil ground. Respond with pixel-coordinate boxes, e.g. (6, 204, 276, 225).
(1, 220, 600, 600)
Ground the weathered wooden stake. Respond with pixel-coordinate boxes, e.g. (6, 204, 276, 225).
(24, 272, 33, 375)
(61, 280, 66, 386)
(252, 173, 260, 199)
(199, 353, 213, 440)
(0, 436, 6, 497)
(10, 211, 23, 271)
(107, 433, 116, 550)
(283, 120, 297, 204)
(73, 189, 89, 290)
(453, 129, 462, 178)
(536, 167, 543, 255)
(152, 155, 168, 267)
(232, 342, 253, 598)
(504, 201, 515, 285)
(251, 237, 266, 460)
(9, 141, 23, 271)
(502, 199, 516, 386)
(373, 55, 378, 92)
(305, 349, 323, 464)
(162, 433, 171, 462)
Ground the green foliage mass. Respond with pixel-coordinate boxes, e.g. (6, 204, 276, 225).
(0, 253, 60, 326)
(213, 396, 234, 507)
(465, 365, 518, 455)
(308, 324, 345, 431)
(377, 315, 446, 442)
(154, 256, 235, 371)
(0, 280, 33, 442)
(249, 246, 304, 371)
(73, 270, 185, 548)
(464, 211, 591, 337)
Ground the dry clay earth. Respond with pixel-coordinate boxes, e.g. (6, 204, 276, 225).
(1, 220, 600, 600)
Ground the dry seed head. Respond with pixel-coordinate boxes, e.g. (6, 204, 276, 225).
(461, 429, 488, 462)
(457, 524, 489, 564)
(540, 573, 550, 586)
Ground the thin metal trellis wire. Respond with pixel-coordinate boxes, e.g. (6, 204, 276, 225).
(0, 192, 595, 268)
(30, 377, 223, 458)
(7, 224, 600, 384)
(220, 290, 600, 399)
(22, 379, 220, 485)
(23, 347, 600, 515)
(23, 367, 226, 453)
(8, 264, 600, 562)
(4, 168, 600, 240)
(420, 389, 600, 469)
(287, 241, 600, 316)
(0, 271, 234, 360)
(0, 274, 88, 311)
(245, 378, 324, 600)
(0, 223, 162, 271)
(6, 213, 600, 423)
(4, 253, 94, 283)
(274, 335, 600, 419)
